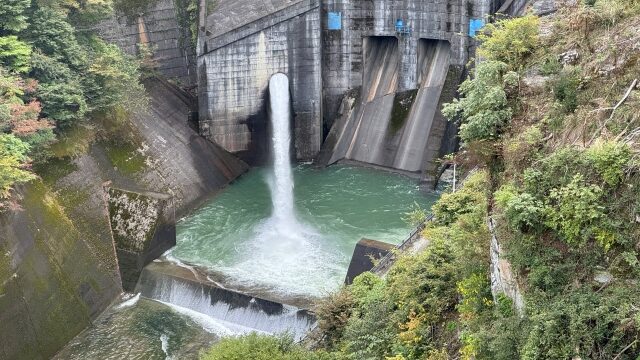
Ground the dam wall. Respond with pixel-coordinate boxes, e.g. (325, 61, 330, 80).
(198, 0, 506, 174)
(198, 0, 323, 163)
(96, 0, 197, 86)
(320, 0, 479, 124)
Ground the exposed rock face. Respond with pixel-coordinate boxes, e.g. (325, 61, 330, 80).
(0, 77, 247, 359)
(489, 218, 525, 313)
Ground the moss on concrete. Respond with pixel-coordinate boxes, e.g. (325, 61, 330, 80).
(102, 140, 148, 176)
(108, 188, 160, 252)
(33, 157, 79, 187)
(389, 90, 417, 134)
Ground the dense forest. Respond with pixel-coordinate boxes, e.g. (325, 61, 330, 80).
(0, 0, 145, 208)
(201, 1, 640, 359)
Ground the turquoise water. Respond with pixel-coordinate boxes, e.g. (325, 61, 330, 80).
(171, 165, 437, 299)
(54, 297, 219, 360)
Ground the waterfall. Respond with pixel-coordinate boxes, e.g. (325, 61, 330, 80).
(269, 73, 295, 223)
(136, 266, 316, 341)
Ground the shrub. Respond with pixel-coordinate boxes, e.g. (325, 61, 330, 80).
(0, 0, 31, 33)
(522, 287, 640, 360)
(544, 174, 605, 246)
(503, 192, 546, 233)
(0, 133, 35, 198)
(314, 287, 354, 349)
(0, 36, 32, 73)
(442, 61, 515, 143)
(503, 125, 543, 173)
(552, 68, 581, 113)
(200, 333, 333, 360)
(402, 201, 427, 227)
(477, 14, 540, 70)
(37, 81, 88, 127)
(585, 140, 631, 186)
(24, 7, 87, 69)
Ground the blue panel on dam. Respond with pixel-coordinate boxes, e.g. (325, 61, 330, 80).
(328, 11, 342, 30)
(469, 18, 485, 37)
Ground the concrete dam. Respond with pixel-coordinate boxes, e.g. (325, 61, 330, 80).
(196, 0, 504, 181)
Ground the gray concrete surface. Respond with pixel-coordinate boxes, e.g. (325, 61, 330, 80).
(199, 0, 322, 163)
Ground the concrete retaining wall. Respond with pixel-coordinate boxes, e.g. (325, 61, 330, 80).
(0, 77, 247, 359)
(97, 0, 197, 86)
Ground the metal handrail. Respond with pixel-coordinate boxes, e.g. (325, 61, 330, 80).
(370, 213, 434, 274)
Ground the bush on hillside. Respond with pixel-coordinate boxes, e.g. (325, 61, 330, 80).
(442, 61, 517, 143)
(199, 333, 336, 360)
(477, 14, 540, 70)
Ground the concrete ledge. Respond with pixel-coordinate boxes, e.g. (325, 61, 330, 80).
(344, 238, 395, 285)
(105, 187, 176, 291)
(136, 262, 316, 340)
(204, 0, 320, 52)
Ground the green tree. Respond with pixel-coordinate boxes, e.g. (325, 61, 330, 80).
(0, 133, 35, 198)
(442, 61, 516, 143)
(0, 36, 32, 73)
(477, 14, 540, 70)
(38, 81, 88, 127)
(0, 0, 31, 33)
(24, 7, 87, 69)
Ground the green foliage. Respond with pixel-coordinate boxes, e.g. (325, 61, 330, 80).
(442, 61, 516, 143)
(477, 14, 540, 70)
(402, 201, 427, 227)
(522, 286, 640, 360)
(314, 287, 355, 349)
(552, 68, 581, 113)
(502, 191, 546, 232)
(113, 0, 158, 16)
(38, 81, 88, 127)
(309, 171, 491, 360)
(200, 333, 336, 360)
(545, 174, 605, 246)
(24, 7, 87, 69)
(0, 36, 32, 73)
(0, 0, 31, 33)
(0, 133, 35, 198)
(538, 53, 562, 76)
(585, 140, 631, 186)
(84, 37, 147, 113)
(503, 125, 543, 174)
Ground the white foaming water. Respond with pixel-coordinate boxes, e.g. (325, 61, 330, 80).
(269, 73, 295, 223)
(115, 292, 141, 310)
(160, 334, 171, 359)
(231, 74, 344, 297)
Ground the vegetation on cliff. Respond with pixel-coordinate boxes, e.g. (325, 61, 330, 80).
(201, 0, 640, 359)
(0, 0, 145, 209)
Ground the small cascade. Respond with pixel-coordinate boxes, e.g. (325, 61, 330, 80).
(136, 266, 316, 341)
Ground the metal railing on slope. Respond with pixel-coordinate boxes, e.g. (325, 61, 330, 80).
(370, 213, 435, 275)
(370, 167, 480, 275)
